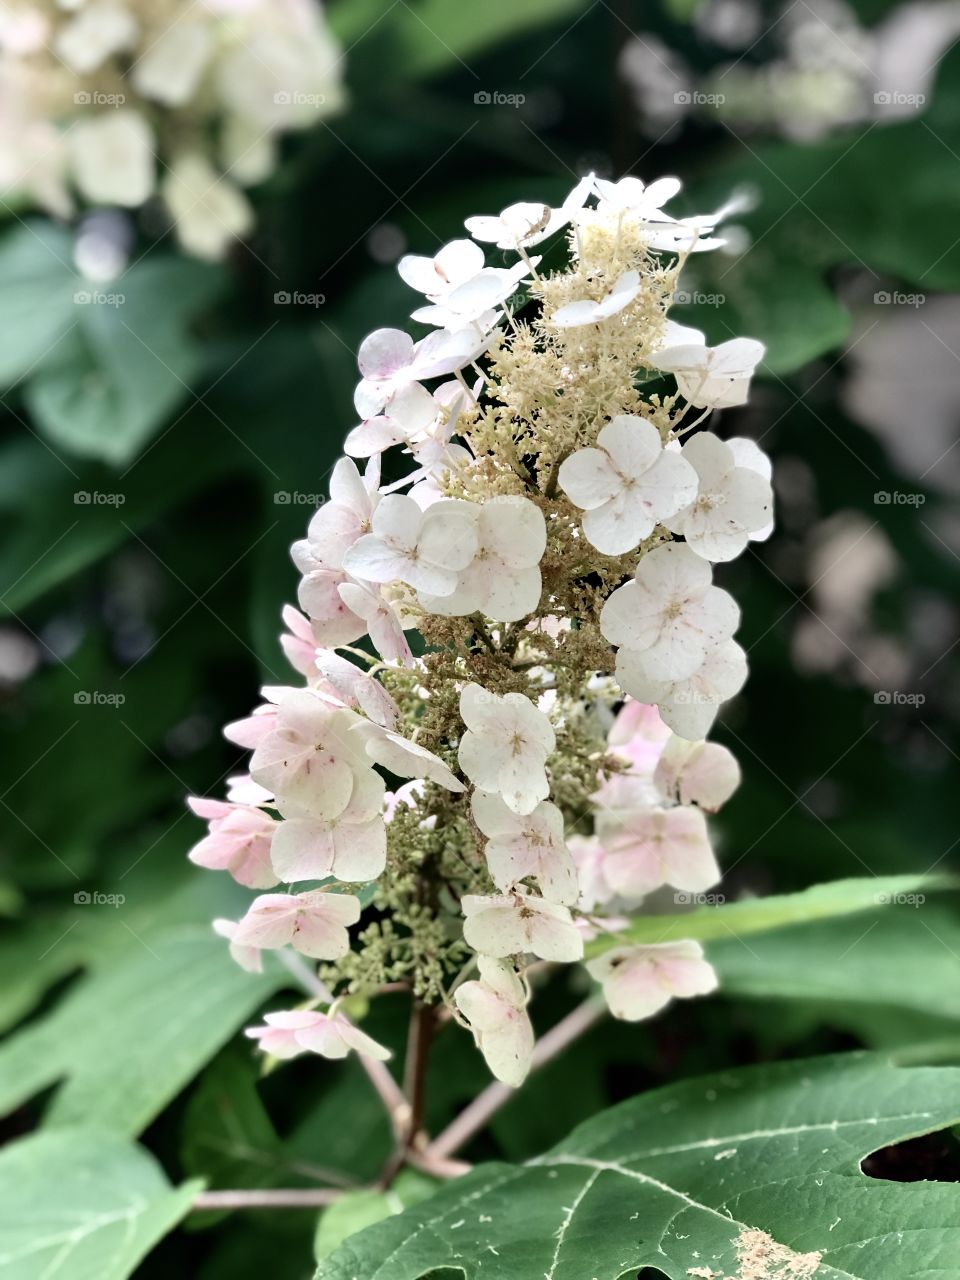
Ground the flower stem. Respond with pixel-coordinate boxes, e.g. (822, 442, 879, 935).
(193, 1188, 344, 1211)
(402, 1000, 437, 1145)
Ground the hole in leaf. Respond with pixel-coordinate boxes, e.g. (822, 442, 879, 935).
(862, 1129, 960, 1183)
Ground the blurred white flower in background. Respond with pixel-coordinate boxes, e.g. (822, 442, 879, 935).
(0, 0, 344, 259)
(619, 0, 960, 142)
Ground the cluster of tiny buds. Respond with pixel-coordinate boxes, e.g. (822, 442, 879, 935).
(187, 172, 773, 1087)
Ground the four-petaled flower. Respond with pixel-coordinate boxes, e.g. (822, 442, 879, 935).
(231, 889, 361, 960)
(601, 541, 739, 683)
(453, 956, 534, 1087)
(343, 494, 478, 597)
(559, 416, 698, 555)
(246, 1009, 391, 1062)
(248, 692, 370, 817)
(458, 683, 555, 814)
(187, 795, 278, 889)
(462, 891, 584, 962)
(597, 803, 720, 899)
(650, 335, 764, 410)
(665, 433, 773, 562)
(268, 772, 387, 884)
(419, 495, 546, 622)
(472, 790, 578, 905)
(616, 638, 748, 740)
(586, 940, 718, 1021)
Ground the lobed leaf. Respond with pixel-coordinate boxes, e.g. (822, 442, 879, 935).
(315, 1054, 960, 1279)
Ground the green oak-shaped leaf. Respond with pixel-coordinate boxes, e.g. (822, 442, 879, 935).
(0, 1128, 200, 1279)
(0, 925, 284, 1137)
(315, 1053, 960, 1279)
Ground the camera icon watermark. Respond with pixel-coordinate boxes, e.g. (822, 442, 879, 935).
(74, 290, 125, 307)
(273, 290, 325, 308)
(874, 90, 925, 108)
(673, 289, 726, 307)
(873, 690, 925, 707)
(73, 90, 125, 108)
(74, 889, 126, 907)
(873, 490, 925, 506)
(274, 491, 325, 506)
(74, 690, 126, 707)
(673, 690, 721, 706)
(473, 89, 525, 107)
(674, 90, 726, 106)
(873, 290, 925, 307)
(273, 90, 327, 108)
(74, 490, 125, 506)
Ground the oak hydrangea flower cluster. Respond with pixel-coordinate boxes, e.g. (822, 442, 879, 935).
(188, 173, 773, 1088)
(0, 0, 343, 259)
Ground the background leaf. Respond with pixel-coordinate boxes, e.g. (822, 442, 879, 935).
(584, 874, 956, 955)
(0, 1128, 200, 1280)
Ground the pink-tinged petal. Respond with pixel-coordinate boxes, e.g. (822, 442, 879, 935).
(188, 809, 278, 889)
(331, 816, 387, 881)
(245, 1023, 304, 1058)
(293, 1016, 351, 1057)
(269, 818, 336, 882)
(223, 707, 277, 749)
(587, 940, 718, 1021)
(654, 738, 740, 811)
(602, 805, 719, 896)
(336, 1018, 393, 1061)
(231, 894, 298, 949)
(357, 328, 414, 380)
(187, 795, 232, 820)
(608, 700, 671, 774)
(344, 416, 408, 458)
(290, 900, 356, 960)
(297, 569, 366, 646)
(213, 918, 262, 973)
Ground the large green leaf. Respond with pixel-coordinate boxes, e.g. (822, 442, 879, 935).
(584, 873, 956, 957)
(314, 1172, 438, 1262)
(315, 1054, 960, 1279)
(0, 417, 243, 615)
(0, 221, 77, 386)
(24, 255, 224, 464)
(0, 922, 284, 1136)
(0, 1128, 200, 1280)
